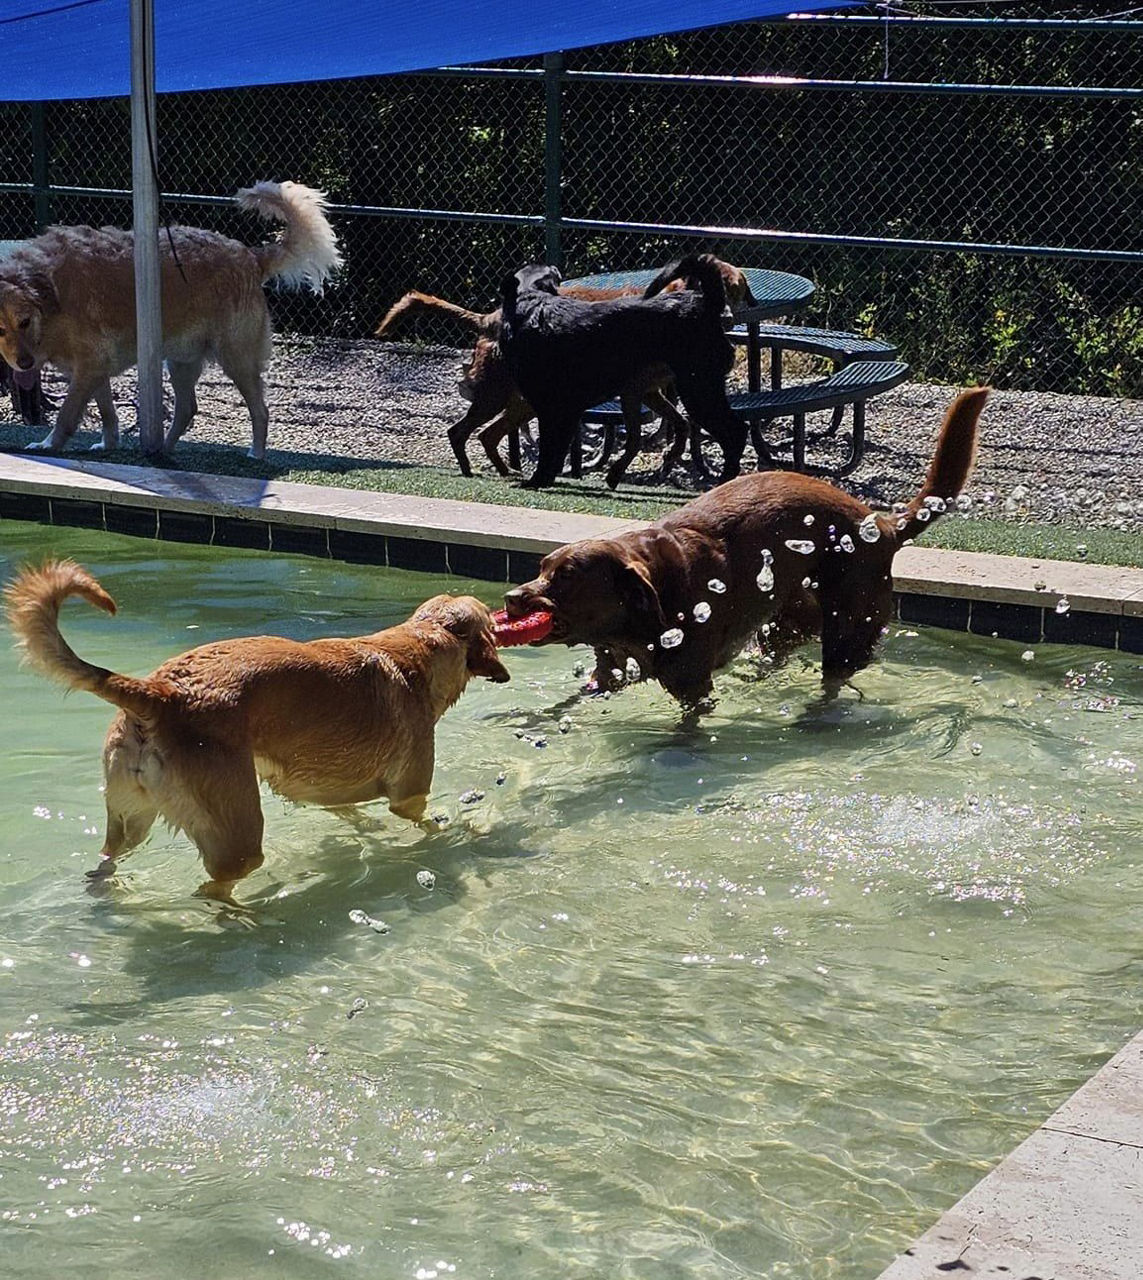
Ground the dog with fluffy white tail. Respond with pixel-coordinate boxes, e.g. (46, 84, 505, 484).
(0, 180, 342, 459)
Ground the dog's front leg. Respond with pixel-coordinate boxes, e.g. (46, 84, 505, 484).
(26, 374, 102, 451)
(90, 379, 120, 451)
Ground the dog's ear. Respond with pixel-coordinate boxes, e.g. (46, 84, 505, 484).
(616, 560, 668, 634)
(23, 272, 59, 316)
(424, 596, 512, 683)
(466, 627, 511, 683)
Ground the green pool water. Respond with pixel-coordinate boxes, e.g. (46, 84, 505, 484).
(1, 519, 1141, 1280)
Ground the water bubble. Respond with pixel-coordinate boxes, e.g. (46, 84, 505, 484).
(659, 628, 684, 649)
(572, 660, 585, 677)
(801, 576, 812, 588)
(924, 495, 947, 513)
(459, 789, 485, 804)
(784, 539, 815, 555)
(693, 601, 712, 623)
(970, 743, 983, 756)
(495, 771, 507, 785)
(347, 997, 367, 1020)
(803, 513, 815, 526)
(707, 578, 727, 594)
(956, 494, 972, 511)
(756, 565, 775, 593)
(558, 716, 573, 734)
(839, 534, 855, 553)
(1021, 650, 1035, 662)
(1076, 544, 1088, 559)
(761, 548, 774, 565)
(916, 507, 931, 523)
(349, 909, 390, 934)
(625, 656, 642, 681)
(858, 514, 881, 543)
(1056, 597, 1071, 614)
(416, 869, 436, 889)
(610, 668, 623, 684)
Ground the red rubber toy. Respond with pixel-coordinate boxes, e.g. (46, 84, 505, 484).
(492, 607, 553, 647)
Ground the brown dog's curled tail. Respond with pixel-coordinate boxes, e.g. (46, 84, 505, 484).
(891, 386, 989, 545)
(4, 560, 162, 720)
(237, 180, 343, 294)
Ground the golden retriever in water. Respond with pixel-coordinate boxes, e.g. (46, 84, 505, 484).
(5, 561, 510, 902)
(0, 181, 341, 459)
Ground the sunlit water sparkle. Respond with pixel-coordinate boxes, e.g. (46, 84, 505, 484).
(1, 522, 1141, 1280)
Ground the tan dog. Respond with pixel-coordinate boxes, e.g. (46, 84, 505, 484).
(5, 561, 510, 902)
(505, 388, 989, 707)
(0, 181, 341, 459)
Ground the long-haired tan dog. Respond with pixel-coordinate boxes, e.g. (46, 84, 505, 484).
(5, 561, 510, 902)
(0, 181, 341, 458)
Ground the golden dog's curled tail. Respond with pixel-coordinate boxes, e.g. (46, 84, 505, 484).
(4, 560, 161, 720)
(237, 180, 343, 294)
(891, 386, 989, 545)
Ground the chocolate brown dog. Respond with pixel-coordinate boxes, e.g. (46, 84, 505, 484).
(504, 387, 988, 707)
(6, 561, 510, 902)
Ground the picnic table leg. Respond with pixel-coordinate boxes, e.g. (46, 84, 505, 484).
(507, 426, 522, 472)
(793, 411, 807, 472)
(835, 401, 867, 477)
(567, 422, 583, 478)
(747, 321, 762, 392)
(769, 343, 783, 392)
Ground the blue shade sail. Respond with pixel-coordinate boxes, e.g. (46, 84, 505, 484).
(0, 0, 853, 101)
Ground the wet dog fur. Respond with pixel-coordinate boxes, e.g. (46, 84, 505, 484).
(5, 562, 510, 902)
(504, 387, 988, 708)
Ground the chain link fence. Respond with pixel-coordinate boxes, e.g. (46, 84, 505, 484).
(1, 4, 1140, 398)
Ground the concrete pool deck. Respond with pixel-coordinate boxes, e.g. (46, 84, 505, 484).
(1, 450, 1143, 1277)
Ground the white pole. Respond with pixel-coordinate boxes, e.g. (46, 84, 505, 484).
(129, 0, 164, 455)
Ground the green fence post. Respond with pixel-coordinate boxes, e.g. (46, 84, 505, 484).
(543, 51, 565, 270)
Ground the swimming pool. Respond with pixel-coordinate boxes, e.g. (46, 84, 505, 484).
(1, 519, 1140, 1279)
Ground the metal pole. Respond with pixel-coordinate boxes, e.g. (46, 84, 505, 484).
(543, 51, 564, 269)
(30, 104, 51, 230)
(130, 0, 164, 456)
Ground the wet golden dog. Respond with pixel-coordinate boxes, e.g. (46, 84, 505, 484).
(0, 181, 341, 459)
(5, 561, 510, 901)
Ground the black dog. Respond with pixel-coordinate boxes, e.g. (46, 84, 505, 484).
(498, 253, 764, 488)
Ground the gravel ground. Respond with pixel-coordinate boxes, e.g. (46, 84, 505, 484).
(5, 334, 1143, 534)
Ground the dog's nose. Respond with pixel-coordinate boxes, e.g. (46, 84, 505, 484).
(16, 355, 34, 370)
(503, 586, 532, 618)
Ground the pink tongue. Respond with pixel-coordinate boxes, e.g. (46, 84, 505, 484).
(12, 369, 38, 390)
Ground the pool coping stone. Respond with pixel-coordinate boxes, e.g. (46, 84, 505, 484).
(875, 1026, 1143, 1279)
(1, 454, 1141, 653)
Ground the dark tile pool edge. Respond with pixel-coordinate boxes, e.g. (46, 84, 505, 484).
(1, 464, 1141, 655)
